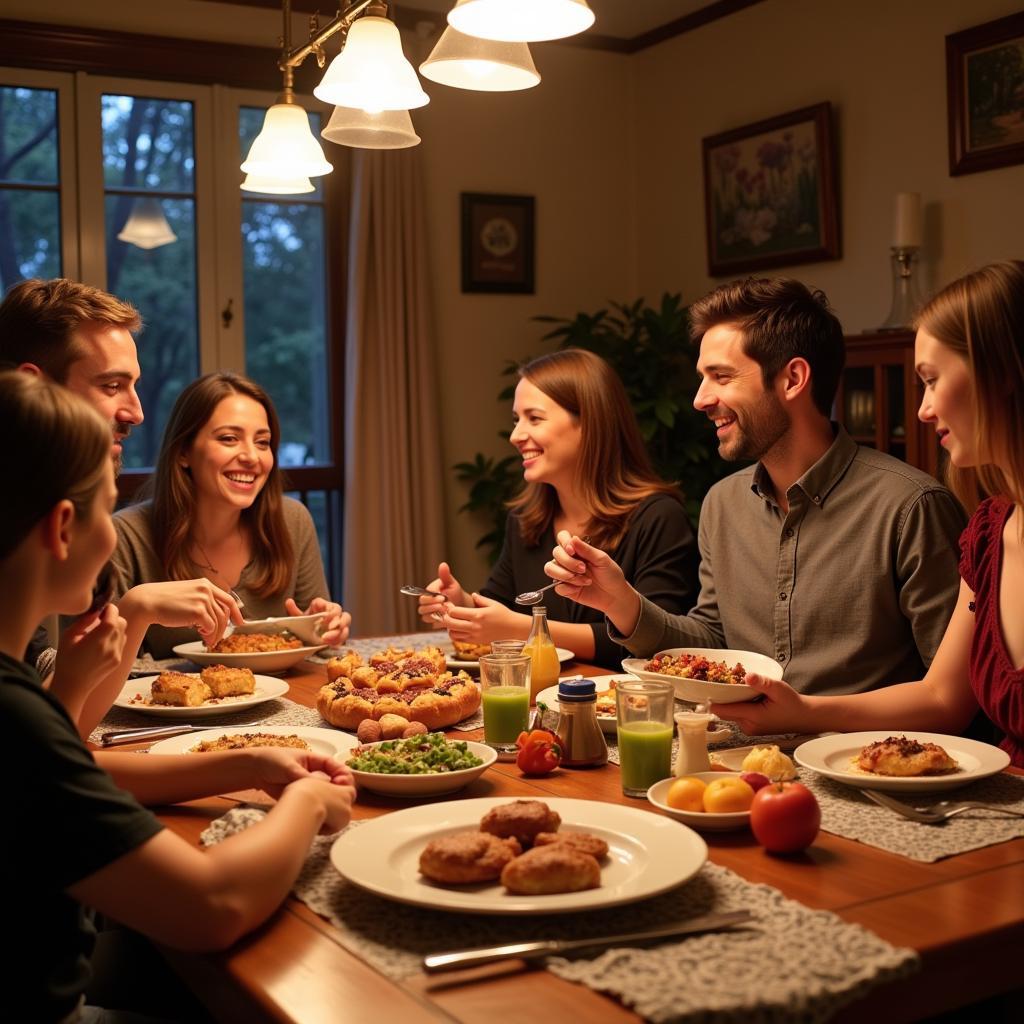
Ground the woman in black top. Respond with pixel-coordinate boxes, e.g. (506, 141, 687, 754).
(420, 349, 697, 668)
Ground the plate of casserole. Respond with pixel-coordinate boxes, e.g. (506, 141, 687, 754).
(114, 669, 289, 717)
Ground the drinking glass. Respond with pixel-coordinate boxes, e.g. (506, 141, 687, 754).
(479, 653, 531, 756)
(616, 679, 675, 797)
(490, 640, 527, 655)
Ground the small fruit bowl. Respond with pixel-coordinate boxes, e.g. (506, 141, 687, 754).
(647, 772, 752, 832)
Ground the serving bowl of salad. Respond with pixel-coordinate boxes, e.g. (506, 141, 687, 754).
(345, 733, 497, 796)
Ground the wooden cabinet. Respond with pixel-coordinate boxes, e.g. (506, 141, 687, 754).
(835, 330, 942, 477)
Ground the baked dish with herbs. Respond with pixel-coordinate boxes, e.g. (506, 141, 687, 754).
(644, 652, 748, 685)
(855, 735, 959, 777)
(208, 632, 304, 654)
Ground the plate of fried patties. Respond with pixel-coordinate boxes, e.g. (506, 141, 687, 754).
(330, 797, 707, 914)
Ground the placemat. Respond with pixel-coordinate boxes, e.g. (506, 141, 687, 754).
(799, 770, 1024, 862)
(202, 808, 918, 1023)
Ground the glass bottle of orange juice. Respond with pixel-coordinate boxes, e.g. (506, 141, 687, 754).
(523, 606, 560, 702)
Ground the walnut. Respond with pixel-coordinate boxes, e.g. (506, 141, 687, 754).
(356, 719, 383, 744)
(379, 713, 409, 739)
(401, 721, 428, 738)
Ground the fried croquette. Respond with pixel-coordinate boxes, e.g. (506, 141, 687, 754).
(533, 830, 609, 860)
(500, 844, 601, 895)
(479, 800, 561, 846)
(418, 831, 522, 884)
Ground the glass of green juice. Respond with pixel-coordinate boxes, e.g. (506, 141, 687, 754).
(480, 653, 531, 756)
(616, 679, 675, 797)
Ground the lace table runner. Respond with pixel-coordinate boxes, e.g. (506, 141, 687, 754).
(202, 807, 918, 1023)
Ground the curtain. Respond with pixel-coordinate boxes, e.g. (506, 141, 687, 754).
(342, 149, 446, 636)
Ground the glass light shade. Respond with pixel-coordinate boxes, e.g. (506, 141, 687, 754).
(419, 26, 539, 91)
(321, 105, 420, 149)
(447, 0, 594, 42)
(116, 197, 177, 250)
(313, 16, 429, 113)
(240, 173, 315, 194)
(240, 103, 333, 178)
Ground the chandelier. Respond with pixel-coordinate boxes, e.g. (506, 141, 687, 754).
(241, 0, 594, 193)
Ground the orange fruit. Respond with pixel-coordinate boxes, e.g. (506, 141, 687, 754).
(665, 776, 707, 812)
(703, 777, 755, 813)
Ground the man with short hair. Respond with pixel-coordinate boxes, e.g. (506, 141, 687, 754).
(547, 277, 967, 697)
(0, 278, 241, 734)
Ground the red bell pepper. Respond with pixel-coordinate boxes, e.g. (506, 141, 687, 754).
(515, 729, 562, 776)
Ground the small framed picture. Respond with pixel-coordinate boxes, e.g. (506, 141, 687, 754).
(460, 193, 535, 294)
(702, 102, 840, 276)
(947, 11, 1024, 176)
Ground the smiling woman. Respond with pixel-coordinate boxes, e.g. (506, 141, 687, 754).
(111, 371, 350, 657)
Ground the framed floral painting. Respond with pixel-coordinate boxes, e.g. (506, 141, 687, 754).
(947, 11, 1024, 176)
(702, 102, 840, 276)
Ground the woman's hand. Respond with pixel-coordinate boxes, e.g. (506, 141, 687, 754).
(418, 562, 469, 627)
(546, 532, 641, 634)
(286, 597, 350, 646)
(249, 748, 355, 797)
(709, 673, 815, 735)
(120, 579, 243, 644)
(442, 594, 526, 644)
(49, 605, 127, 702)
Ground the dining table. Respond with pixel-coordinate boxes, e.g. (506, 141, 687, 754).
(112, 648, 1024, 1024)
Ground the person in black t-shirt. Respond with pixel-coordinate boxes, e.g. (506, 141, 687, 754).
(418, 349, 698, 668)
(0, 372, 355, 1023)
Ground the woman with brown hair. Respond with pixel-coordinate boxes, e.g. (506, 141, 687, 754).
(419, 348, 697, 668)
(691, 261, 1024, 766)
(114, 372, 349, 657)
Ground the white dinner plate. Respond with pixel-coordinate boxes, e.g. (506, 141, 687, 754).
(230, 612, 325, 646)
(172, 639, 326, 674)
(329, 796, 707, 915)
(148, 724, 358, 758)
(345, 740, 497, 797)
(113, 674, 289, 718)
(794, 731, 1011, 793)
(647, 773, 752, 832)
(446, 647, 575, 671)
(535, 676, 732, 740)
(621, 647, 783, 705)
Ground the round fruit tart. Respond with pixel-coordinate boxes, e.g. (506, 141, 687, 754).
(317, 646, 479, 730)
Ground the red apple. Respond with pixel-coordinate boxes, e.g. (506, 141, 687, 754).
(750, 781, 821, 853)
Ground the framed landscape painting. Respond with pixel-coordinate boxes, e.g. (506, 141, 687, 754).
(460, 193, 535, 294)
(947, 11, 1024, 176)
(702, 102, 839, 276)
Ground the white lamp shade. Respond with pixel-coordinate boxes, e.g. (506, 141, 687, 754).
(447, 0, 594, 42)
(116, 197, 178, 250)
(240, 173, 316, 195)
(321, 105, 421, 149)
(419, 26, 539, 91)
(313, 16, 429, 113)
(240, 103, 333, 178)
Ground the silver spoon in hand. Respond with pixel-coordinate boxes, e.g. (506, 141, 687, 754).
(515, 536, 592, 606)
(400, 584, 445, 622)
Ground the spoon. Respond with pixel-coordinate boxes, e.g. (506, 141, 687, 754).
(515, 536, 592, 606)
(399, 584, 444, 622)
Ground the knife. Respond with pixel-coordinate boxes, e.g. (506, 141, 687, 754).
(422, 909, 753, 973)
(100, 723, 263, 746)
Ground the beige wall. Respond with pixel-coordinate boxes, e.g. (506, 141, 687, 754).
(4, 0, 1024, 590)
(631, 0, 1024, 328)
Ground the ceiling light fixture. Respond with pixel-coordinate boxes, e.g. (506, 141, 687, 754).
(116, 197, 178, 250)
(447, 0, 595, 43)
(242, 0, 592, 193)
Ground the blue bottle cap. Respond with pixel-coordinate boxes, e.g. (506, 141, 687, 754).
(558, 677, 596, 702)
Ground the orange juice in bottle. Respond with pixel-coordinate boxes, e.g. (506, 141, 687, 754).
(523, 606, 560, 702)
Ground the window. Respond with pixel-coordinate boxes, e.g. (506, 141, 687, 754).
(0, 53, 345, 593)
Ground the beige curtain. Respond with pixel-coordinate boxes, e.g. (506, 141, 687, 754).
(342, 149, 446, 636)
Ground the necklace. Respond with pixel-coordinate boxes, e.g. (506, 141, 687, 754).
(192, 539, 220, 576)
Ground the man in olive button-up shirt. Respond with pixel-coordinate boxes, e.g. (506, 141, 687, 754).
(546, 277, 966, 697)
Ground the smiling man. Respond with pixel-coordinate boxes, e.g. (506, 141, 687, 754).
(0, 279, 144, 473)
(549, 277, 968, 697)
(0, 278, 241, 735)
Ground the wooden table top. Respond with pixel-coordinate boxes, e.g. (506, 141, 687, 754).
(129, 658, 1024, 1024)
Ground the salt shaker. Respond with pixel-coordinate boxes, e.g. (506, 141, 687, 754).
(555, 677, 608, 768)
(674, 712, 713, 776)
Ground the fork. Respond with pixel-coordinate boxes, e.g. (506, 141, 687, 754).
(859, 788, 1024, 823)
